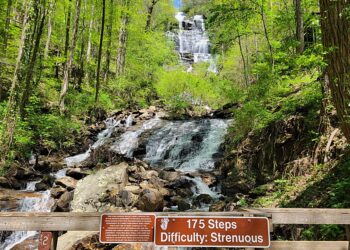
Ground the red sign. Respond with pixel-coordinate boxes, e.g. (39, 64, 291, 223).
(155, 216, 270, 248)
(39, 232, 52, 250)
(100, 214, 155, 243)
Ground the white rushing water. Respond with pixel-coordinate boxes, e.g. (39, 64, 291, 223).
(143, 119, 229, 171)
(110, 118, 229, 201)
(173, 12, 217, 73)
(110, 117, 163, 157)
(191, 176, 220, 198)
(65, 117, 120, 167)
(0, 182, 54, 250)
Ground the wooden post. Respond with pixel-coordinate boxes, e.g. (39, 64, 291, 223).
(345, 225, 350, 250)
(51, 231, 58, 250)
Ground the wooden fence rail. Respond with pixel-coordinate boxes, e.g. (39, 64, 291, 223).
(0, 208, 349, 250)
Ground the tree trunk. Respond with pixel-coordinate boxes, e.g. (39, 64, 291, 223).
(64, 0, 72, 59)
(145, 0, 159, 31)
(238, 34, 249, 87)
(104, 0, 114, 82)
(59, 0, 82, 113)
(295, 0, 304, 54)
(260, 0, 274, 68)
(254, 32, 259, 80)
(20, 1, 47, 117)
(44, 0, 54, 59)
(319, 0, 350, 141)
(3, 0, 13, 52)
(76, 16, 86, 91)
(116, 0, 129, 77)
(0, 1, 30, 164)
(95, 0, 106, 103)
(85, 8, 93, 82)
(76, 33, 85, 91)
(86, 17, 93, 62)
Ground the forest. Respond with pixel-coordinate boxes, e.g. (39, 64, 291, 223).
(0, 0, 350, 248)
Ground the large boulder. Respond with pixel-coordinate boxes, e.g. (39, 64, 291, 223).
(66, 168, 88, 180)
(0, 177, 12, 189)
(35, 175, 55, 191)
(71, 163, 128, 212)
(7, 165, 36, 180)
(118, 190, 138, 207)
(51, 186, 66, 199)
(159, 169, 181, 182)
(55, 191, 74, 212)
(194, 194, 213, 204)
(57, 232, 98, 250)
(55, 176, 77, 191)
(136, 188, 164, 212)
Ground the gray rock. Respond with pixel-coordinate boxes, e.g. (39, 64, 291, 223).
(71, 163, 128, 212)
(35, 182, 49, 191)
(51, 186, 66, 199)
(141, 170, 158, 180)
(194, 194, 213, 204)
(55, 176, 77, 191)
(0, 177, 12, 189)
(8, 165, 35, 180)
(56, 191, 74, 212)
(119, 190, 138, 207)
(136, 188, 164, 212)
(177, 200, 191, 211)
(159, 170, 181, 182)
(66, 168, 88, 180)
(124, 185, 141, 195)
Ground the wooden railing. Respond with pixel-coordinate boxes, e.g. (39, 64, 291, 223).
(0, 208, 349, 250)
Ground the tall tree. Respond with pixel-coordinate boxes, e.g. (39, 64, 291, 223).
(19, 0, 48, 117)
(44, 0, 54, 59)
(259, 0, 274, 67)
(145, 0, 159, 31)
(116, 0, 129, 77)
(3, 0, 13, 52)
(319, 0, 350, 141)
(59, 0, 82, 113)
(238, 33, 249, 87)
(295, 0, 304, 54)
(95, 0, 106, 103)
(104, 0, 115, 82)
(0, 1, 31, 164)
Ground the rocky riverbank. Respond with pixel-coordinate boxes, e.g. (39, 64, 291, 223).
(0, 105, 236, 249)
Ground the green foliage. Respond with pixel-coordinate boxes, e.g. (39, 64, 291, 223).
(155, 68, 239, 113)
(0, 0, 177, 161)
(230, 72, 322, 142)
(113, 30, 178, 108)
(6, 96, 82, 159)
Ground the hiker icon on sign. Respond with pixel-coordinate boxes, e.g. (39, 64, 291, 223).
(161, 218, 169, 230)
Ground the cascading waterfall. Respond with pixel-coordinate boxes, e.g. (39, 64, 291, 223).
(0, 182, 54, 250)
(143, 119, 229, 171)
(110, 118, 230, 199)
(65, 117, 121, 167)
(2, 115, 230, 248)
(172, 12, 217, 73)
(110, 117, 163, 157)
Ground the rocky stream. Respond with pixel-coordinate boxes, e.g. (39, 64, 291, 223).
(0, 106, 234, 249)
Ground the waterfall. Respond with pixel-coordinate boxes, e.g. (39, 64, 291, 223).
(65, 117, 120, 167)
(111, 117, 163, 157)
(110, 118, 230, 205)
(0, 182, 54, 250)
(143, 119, 229, 171)
(173, 12, 217, 73)
(1, 115, 230, 249)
